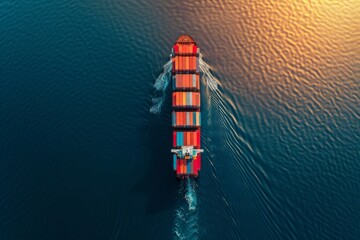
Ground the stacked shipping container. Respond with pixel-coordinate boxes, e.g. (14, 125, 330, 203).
(173, 130, 201, 147)
(172, 112, 201, 127)
(172, 92, 200, 108)
(172, 35, 202, 178)
(172, 74, 200, 90)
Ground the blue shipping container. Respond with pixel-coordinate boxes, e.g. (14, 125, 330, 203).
(173, 154, 177, 170)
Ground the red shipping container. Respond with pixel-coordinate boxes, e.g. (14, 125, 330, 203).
(173, 132, 176, 146)
(174, 45, 179, 54)
(198, 155, 201, 171)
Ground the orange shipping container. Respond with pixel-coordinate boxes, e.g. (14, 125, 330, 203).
(176, 57, 178, 71)
(177, 111, 180, 125)
(179, 75, 182, 87)
(176, 57, 179, 70)
(181, 161, 186, 173)
(178, 75, 181, 88)
(190, 56, 195, 70)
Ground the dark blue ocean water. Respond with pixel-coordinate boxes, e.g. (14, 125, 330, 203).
(0, 1, 359, 239)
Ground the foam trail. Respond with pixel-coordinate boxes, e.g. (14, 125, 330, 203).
(173, 178, 199, 240)
(199, 54, 220, 91)
(150, 58, 172, 114)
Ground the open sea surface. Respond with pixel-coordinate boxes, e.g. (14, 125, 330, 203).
(0, 1, 359, 239)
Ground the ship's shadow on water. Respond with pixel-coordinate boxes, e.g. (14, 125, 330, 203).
(132, 84, 178, 215)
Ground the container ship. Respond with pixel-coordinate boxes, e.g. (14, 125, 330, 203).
(171, 35, 203, 178)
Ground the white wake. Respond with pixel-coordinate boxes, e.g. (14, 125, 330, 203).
(173, 178, 199, 240)
(150, 59, 172, 114)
